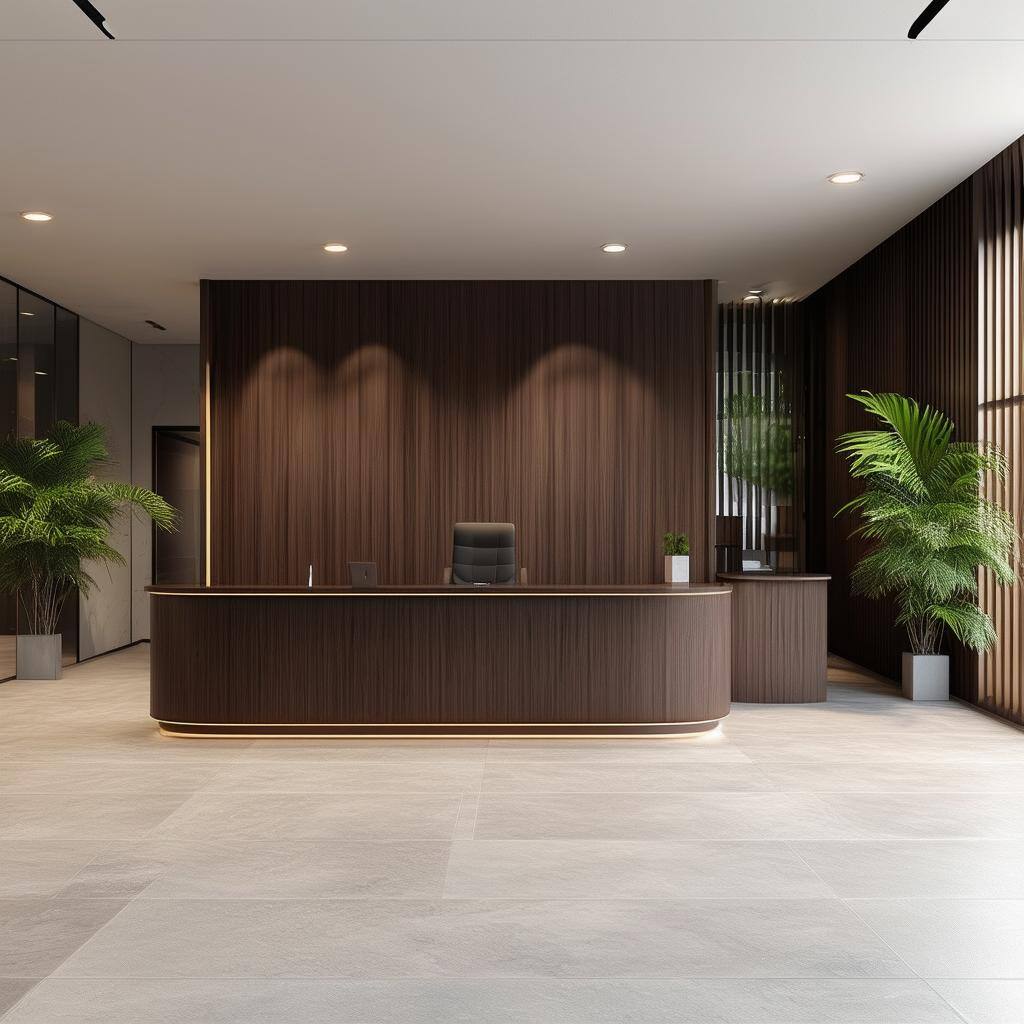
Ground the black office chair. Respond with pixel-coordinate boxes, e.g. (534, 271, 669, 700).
(443, 522, 527, 585)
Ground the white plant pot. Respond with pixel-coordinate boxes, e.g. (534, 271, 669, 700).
(17, 634, 63, 680)
(664, 555, 690, 584)
(901, 652, 949, 701)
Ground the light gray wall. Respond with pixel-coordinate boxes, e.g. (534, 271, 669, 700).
(78, 319, 132, 659)
(76, 332, 200, 658)
(131, 345, 200, 640)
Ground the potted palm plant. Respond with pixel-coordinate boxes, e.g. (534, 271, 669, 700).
(0, 421, 176, 679)
(837, 392, 1016, 700)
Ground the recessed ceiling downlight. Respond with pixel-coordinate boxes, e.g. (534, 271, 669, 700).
(601, 243, 627, 253)
(20, 211, 53, 222)
(827, 171, 864, 185)
(323, 242, 349, 253)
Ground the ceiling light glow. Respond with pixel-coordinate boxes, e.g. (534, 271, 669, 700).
(601, 243, 627, 253)
(20, 211, 53, 222)
(323, 243, 348, 253)
(827, 171, 864, 185)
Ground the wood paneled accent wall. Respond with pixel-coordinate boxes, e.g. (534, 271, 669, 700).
(976, 137, 1024, 725)
(806, 133, 1024, 719)
(202, 280, 716, 587)
(804, 181, 977, 695)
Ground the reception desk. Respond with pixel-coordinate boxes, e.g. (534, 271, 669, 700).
(148, 584, 732, 737)
(719, 573, 830, 703)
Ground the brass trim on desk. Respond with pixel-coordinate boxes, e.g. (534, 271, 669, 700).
(157, 718, 726, 738)
(147, 588, 732, 598)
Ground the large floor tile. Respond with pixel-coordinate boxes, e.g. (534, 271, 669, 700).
(0, 979, 37, 1019)
(848, 899, 1024, 978)
(444, 840, 831, 898)
(762, 762, 1024, 792)
(0, 899, 126, 978)
(52, 898, 909, 979)
(473, 791, 841, 840)
(793, 841, 1024, 898)
(813, 792, 1024, 840)
(234, 740, 489, 763)
(57, 839, 451, 899)
(0, 762, 223, 794)
(928, 980, 1024, 1024)
(204, 761, 483, 793)
(0, 841, 106, 897)
(732, 735, 1024, 764)
(0, 978, 961, 1023)
(0, 793, 192, 840)
(479, 763, 773, 792)
(150, 792, 463, 840)
(484, 736, 752, 764)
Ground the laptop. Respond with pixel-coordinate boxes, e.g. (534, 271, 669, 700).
(348, 561, 378, 588)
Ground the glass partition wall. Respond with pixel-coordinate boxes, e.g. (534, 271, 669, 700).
(716, 300, 806, 574)
(0, 277, 79, 679)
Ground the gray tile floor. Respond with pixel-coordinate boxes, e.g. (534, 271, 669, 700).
(1, 647, 1024, 1022)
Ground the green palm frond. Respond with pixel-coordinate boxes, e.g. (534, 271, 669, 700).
(0, 421, 178, 635)
(837, 392, 1018, 655)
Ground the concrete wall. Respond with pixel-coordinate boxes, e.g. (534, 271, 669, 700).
(77, 320, 132, 659)
(131, 345, 200, 640)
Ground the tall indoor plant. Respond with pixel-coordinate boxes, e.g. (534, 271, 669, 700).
(837, 392, 1016, 699)
(0, 421, 176, 679)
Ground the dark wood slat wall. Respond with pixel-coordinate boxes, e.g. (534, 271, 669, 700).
(805, 136, 1024, 716)
(203, 280, 714, 587)
(805, 180, 977, 695)
(976, 137, 1024, 725)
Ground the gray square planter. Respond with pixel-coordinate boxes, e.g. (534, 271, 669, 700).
(901, 652, 949, 701)
(17, 634, 63, 680)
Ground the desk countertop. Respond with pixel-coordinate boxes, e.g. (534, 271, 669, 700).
(717, 573, 831, 583)
(148, 583, 732, 597)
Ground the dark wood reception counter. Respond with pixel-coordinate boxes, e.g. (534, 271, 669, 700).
(718, 573, 831, 703)
(148, 584, 732, 737)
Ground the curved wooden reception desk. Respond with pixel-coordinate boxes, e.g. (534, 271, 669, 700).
(148, 584, 732, 737)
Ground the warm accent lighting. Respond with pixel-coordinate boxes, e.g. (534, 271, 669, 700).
(600, 243, 627, 253)
(34, 370, 47, 376)
(743, 295, 761, 303)
(20, 211, 53, 222)
(323, 242, 348, 253)
(827, 171, 864, 185)
(19, 311, 35, 316)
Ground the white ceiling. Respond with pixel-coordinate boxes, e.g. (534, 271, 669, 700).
(2, 1, 1024, 343)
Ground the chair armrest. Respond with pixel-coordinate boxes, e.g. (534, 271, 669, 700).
(519, 567, 528, 586)
(442, 567, 452, 584)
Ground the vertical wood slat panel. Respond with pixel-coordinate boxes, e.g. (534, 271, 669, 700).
(976, 136, 1024, 726)
(203, 280, 714, 588)
(807, 133, 1024, 724)
(804, 179, 977, 692)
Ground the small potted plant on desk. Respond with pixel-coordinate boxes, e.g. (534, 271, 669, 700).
(0, 421, 176, 680)
(837, 392, 1016, 700)
(663, 531, 690, 583)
